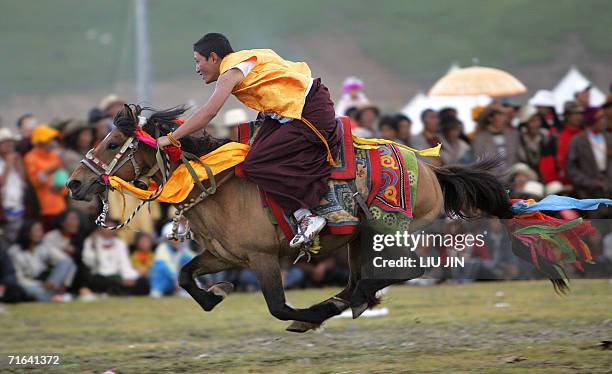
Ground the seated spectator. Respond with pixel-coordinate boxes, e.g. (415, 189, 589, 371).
(130, 232, 155, 279)
(148, 223, 195, 298)
(517, 105, 549, 176)
(509, 163, 539, 197)
(394, 113, 412, 145)
(439, 117, 473, 165)
(82, 222, 149, 295)
(238, 258, 304, 292)
(0, 247, 27, 303)
(378, 115, 400, 142)
(296, 252, 349, 288)
(43, 209, 86, 258)
(0, 128, 26, 243)
(8, 220, 75, 302)
(353, 103, 380, 138)
(566, 109, 611, 218)
(24, 125, 69, 230)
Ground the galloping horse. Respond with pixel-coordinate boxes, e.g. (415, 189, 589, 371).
(67, 105, 564, 332)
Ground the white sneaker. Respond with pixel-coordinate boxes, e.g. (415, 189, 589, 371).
(290, 214, 326, 248)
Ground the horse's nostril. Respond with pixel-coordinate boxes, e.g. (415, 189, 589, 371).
(67, 179, 82, 193)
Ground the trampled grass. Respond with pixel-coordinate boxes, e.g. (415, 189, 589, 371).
(1, 280, 610, 373)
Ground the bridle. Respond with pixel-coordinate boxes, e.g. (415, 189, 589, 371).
(79, 112, 223, 241)
(81, 134, 141, 186)
(80, 115, 172, 231)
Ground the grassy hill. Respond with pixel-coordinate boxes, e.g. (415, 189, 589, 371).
(0, 0, 611, 102)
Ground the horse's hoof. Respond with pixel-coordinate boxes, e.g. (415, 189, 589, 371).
(210, 282, 234, 298)
(286, 321, 321, 333)
(351, 302, 369, 319)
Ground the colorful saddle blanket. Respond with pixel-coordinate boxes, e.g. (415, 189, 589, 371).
(238, 117, 420, 239)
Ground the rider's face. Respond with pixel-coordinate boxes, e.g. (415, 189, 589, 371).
(194, 51, 220, 84)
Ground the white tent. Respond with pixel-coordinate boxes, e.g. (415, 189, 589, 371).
(401, 92, 491, 135)
(551, 67, 606, 113)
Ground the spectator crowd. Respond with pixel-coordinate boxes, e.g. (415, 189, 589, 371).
(1, 76, 611, 304)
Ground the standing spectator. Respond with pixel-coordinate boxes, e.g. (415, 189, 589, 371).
(439, 117, 473, 165)
(88, 107, 111, 147)
(378, 115, 400, 142)
(517, 105, 548, 176)
(529, 89, 561, 130)
(603, 96, 612, 127)
(395, 114, 412, 145)
(472, 105, 519, 175)
(61, 119, 94, 173)
(15, 113, 37, 155)
(574, 84, 598, 127)
(335, 76, 369, 117)
(8, 220, 75, 302)
(412, 109, 442, 166)
(566, 109, 611, 217)
(24, 125, 68, 229)
(0, 129, 26, 242)
(557, 101, 584, 184)
(148, 223, 194, 298)
(130, 232, 155, 279)
(353, 103, 380, 138)
(99, 94, 126, 119)
(82, 223, 149, 295)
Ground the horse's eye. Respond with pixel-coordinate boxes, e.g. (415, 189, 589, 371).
(108, 143, 119, 150)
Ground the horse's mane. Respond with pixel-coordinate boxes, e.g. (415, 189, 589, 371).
(113, 104, 226, 157)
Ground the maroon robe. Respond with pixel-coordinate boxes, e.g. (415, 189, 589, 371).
(241, 78, 340, 211)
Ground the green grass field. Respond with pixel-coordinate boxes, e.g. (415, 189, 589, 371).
(1, 0, 611, 100)
(1, 280, 610, 373)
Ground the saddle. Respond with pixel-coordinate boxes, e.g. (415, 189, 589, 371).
(237, 116, 420, 240)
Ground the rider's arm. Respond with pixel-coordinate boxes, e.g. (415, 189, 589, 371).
(171, 68, 244, 140)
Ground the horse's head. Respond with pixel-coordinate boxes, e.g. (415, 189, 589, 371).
(66, 104, 188, 201)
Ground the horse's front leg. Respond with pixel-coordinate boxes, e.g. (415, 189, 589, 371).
(286, 238, 362, 333)
(249, 252, 342, 325)
(179, 250, 234, 312)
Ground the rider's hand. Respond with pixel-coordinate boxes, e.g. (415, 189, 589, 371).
(157, 136, 172, 148)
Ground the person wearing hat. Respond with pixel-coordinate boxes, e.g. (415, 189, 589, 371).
(566, 108, 612, 218)
(352, 103, 380, 138)
(529, 89, 561, 130)
(23, 125, 68, 229)
(335, 76, 369, 117)
(209, 108, 248, 139)
(557, 100, 585, 184)
(471, 104, 519, 175)
(0, 128, 26, 242)
(516, 105, 549, 175)
(99, 94, 126, 119)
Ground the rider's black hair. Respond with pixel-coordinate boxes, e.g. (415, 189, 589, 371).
(193, 33, 234, 59)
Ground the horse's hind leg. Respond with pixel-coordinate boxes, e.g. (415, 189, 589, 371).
(179, 250, 234, 312)
(249, 252, 343, 324)
(286, 239, 362, 333)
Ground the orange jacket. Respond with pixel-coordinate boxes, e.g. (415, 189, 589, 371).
(24, 147, 67, 216)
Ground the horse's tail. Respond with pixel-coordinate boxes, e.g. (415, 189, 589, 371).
(433, 156, 570, 293)
(433, 156, 514, 219)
